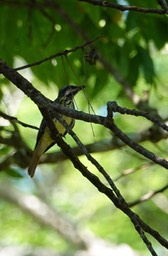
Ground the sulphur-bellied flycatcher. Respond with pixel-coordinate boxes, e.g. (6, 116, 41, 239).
(28, 85, 85, 177)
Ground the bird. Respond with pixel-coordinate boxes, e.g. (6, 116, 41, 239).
(28, 85, 85, 177)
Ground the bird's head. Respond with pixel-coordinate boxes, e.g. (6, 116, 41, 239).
(58, 85, 85, 100)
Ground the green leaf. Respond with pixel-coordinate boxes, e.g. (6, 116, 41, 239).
(126, 51, 140, 86)
(137, 45, 156, 84)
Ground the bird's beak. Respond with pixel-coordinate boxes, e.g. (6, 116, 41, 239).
(71, 85, 85, 94)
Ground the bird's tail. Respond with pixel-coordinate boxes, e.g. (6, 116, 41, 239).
(28, 143, 42, 177)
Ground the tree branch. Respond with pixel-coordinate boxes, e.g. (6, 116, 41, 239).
(107, 101, 168, 132)
(79, 0, 168, 14)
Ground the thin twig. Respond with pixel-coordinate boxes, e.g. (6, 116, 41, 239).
(14, 37, 101, 71)
(79, 0, 168, 14)
(107, 101, 168, 132)
(129, 184, 168, 207)
(0, 111, 38, 130)
(114, 163, 153, 182)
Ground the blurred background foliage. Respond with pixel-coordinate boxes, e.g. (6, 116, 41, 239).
(0, 0, 168, 255)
